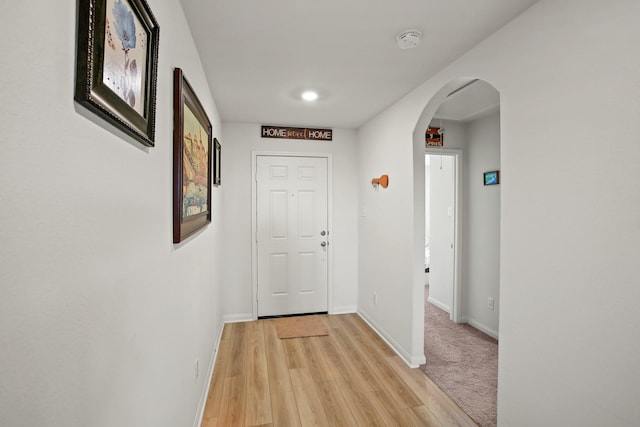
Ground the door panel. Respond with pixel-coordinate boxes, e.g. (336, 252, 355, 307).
(269, 254, 288, 295)
(298, 191, 315, 237)
(257, 156, 328, 317)
(270, 191, 288, 238)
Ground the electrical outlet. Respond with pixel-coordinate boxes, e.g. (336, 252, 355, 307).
(373, 292, 378, 305)
(488, 297, 494, 311)
(194, 358, 199, 379)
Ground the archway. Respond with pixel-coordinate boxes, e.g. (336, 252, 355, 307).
(412, 78, 501, 426)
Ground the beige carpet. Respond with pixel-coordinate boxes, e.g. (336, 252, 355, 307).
(421, 285, 498, 427)
(275, 315, 329, 339)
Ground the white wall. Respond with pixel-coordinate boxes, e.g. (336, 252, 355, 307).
(220, 123, 359, 320)
(0, 2, 223, 426)
(462, 111, 501, 337)
(358, 112, 423, 365)
(359, 0, 640, 424)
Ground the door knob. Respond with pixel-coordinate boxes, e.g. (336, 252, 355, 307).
(320, 230, 326, 236)
(321, 242, 326, 247)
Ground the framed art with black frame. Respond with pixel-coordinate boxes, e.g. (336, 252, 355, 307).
(75, 0, 160, 147)
(173, 68, 212, 243)
(213, 138, 221, 186)
(484, 170, 500, 186)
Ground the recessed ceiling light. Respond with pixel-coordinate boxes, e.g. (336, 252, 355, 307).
(301, 90, 319, 102)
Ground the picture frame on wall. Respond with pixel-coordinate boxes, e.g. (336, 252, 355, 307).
(173, 68, 213, 243)
(75, 0, 160, 147)
(213, 138, 221, 186)
(484, 170, 500, 186)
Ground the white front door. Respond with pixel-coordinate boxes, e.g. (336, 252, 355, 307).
(256, 155, 328, 317)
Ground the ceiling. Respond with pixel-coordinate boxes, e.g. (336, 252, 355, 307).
(433, 79, 500, 123)
(179, 0, 538, 129)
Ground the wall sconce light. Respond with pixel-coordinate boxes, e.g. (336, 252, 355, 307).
(371, 174, 389, 190)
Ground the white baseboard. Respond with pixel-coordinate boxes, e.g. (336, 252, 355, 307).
(357, 310, 426, 368)
(330, 305, 357, 315)
(192, 320, 225, 427)
(223, 313, 254, 323)
(427, 297, 451, 314)
(461, 317, 499, 340)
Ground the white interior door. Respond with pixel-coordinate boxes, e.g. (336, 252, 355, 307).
(256, 155, 328, 317)
(428, 154, 456, 312)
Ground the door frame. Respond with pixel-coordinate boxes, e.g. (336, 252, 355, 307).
(425, 148, 463, 323)
(251, 151, 334, 320)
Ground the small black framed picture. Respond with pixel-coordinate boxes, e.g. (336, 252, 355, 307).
(213, 138, 221, 186)
(483, 171, 500, 186)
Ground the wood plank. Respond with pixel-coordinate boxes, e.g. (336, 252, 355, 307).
(396, 406, 442, 427)
(312, 378, 359, 426)
(263, 319, 293, 393)
(289, 368, 329, 426)
(365, 388, 410, 426)
(397, 405, 443, 427)
(344, 313, 396, 357)
(226, 322, 248, 378)
(326, 323, 399, 426)
(412, 405, 446, 427)
(281, 338, 307, 369)
(330, 326, 380, 391)
(343, 317, 423, 409)
(310, 327, 351, 380)
(330, 371, 389, 427)
(300, 336, 340, 383)
(323, 312, 347, 330)
(202, 322, 234, 427)
(331, 321, 423, 411)
(270, 391, 301, 427)
(218, 375, 246, 427)
(306, 326, 388, 426)
(386, 355, 477, 427)
(367, 391, 441, 427)
(245, 321, 272, 426)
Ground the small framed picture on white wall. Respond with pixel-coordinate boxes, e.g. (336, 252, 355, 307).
(483, 171, 500, 186)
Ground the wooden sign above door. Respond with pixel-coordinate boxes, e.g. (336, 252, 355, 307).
(261, 125, 333, 141)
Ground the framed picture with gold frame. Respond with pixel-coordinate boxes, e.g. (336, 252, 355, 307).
(173, 68, 212, 243)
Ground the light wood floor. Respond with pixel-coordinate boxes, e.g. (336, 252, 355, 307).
(201, 313, 477, 427)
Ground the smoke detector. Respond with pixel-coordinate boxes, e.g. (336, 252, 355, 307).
(396, 29, 423, 49)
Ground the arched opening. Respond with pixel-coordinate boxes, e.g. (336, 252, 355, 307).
(413, 78, 501, 426)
